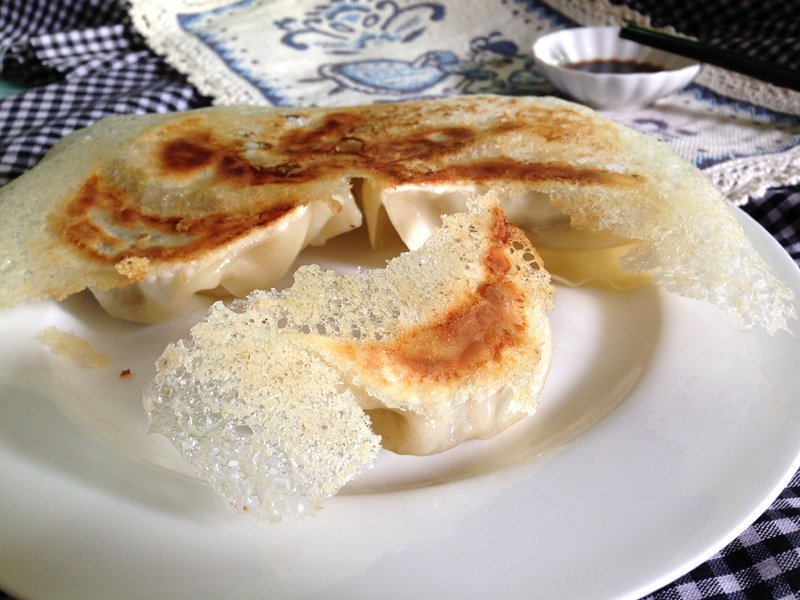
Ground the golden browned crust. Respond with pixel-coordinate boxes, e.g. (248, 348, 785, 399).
(114, 256, 150, 281)
(57, 173, 297, 267)
(51, 97, 637, 269)
(0, 94, 795, 330)
(327, 207, 533, 385)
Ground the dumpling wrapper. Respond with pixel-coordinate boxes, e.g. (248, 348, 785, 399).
(144, 196, 554, 521)
(0, 95, 794, 331)
(0, 111, 362, 323)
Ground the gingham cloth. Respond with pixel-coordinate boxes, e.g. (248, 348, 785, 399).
(0, 0, 210, 185)
(0, 2, 798, 599)
(616, 0, 800, 72)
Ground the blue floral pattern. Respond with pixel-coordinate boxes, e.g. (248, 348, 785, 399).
(275, 0, 445, 54)
(316, 51, 457, 95)
(177, 0, 573, 103)
(307, 31, 552, 97)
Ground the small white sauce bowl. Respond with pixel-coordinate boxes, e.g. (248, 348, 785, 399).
(533, 26, 700, 109)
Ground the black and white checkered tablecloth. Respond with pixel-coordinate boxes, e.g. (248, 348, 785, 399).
(0, 1, 798, 599)
(616, 0, 800, 72)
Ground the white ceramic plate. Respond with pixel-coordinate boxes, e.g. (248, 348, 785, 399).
(1, 211, 799, 600)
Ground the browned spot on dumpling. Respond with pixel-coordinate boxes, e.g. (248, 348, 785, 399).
(56, 174, 294, 265)
(160, 133, 216, 173)
(57, 96, 642, 266)
(329, 207, 531, 384)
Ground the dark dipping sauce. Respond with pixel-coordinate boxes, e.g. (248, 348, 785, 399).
(566, 59, 663, 74)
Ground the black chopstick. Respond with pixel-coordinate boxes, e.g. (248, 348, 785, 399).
(620, 23, 800, 92)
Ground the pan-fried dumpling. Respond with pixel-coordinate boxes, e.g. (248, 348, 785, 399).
(143, 196, 554, 520)
(0, 95, 794, 331)
(351, 96, 796, 333)
(0, 110, 362, 323)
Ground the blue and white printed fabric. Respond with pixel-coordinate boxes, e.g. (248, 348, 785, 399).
(130, 0, 800, 204)
(176, 0, 569, 103)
